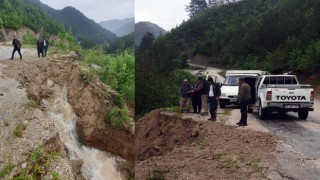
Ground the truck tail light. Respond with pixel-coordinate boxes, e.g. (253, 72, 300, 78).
(266, 91, 272, 101)
(311, 91, 314, 101)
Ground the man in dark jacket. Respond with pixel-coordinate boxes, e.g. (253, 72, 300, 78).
(192, 78, 202, 113)
(179, 79, 192, 113)
(43, 38, 49, 57)
(207, 77, 221, 121)
(37, 37, 44, 58)
(10, 35, 22, 60)
(195, 76, 209, 116)
(236, 77, 251, 126)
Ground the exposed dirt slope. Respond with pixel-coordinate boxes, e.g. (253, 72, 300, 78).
(13, 57, 135, 165)
(136, 109, 199, 160)
(135, 110, 279, 180)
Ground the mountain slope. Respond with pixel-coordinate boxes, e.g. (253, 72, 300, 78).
(99, 18, 134, 37)
(0, 0, 62, 36)
(135, 21, 166, 45)
(25, 0, 117, 47)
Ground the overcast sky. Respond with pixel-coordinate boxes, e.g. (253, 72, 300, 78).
(40, 0, 134, 23)
(136, 0, 190, 31)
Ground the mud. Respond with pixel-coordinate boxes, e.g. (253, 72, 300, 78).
(135, 109, 199, 160)
(135, 110, 279, 180)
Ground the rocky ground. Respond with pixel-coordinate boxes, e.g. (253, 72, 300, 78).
(135, 109, 280, 180)
(0, 51, 74, 179)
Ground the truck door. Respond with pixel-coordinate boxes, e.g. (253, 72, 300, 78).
(244, 76, 258, 104)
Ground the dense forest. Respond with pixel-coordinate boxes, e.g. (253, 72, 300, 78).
(136, 0, 320, 116)
(0, 0, 63, 34)
(24, 0, 117, 48)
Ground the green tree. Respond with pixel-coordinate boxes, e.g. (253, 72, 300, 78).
(186, 0, 208, 18)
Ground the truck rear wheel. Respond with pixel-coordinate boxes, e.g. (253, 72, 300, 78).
(258, 101, 267, 120)
(298, 111, 308, 120)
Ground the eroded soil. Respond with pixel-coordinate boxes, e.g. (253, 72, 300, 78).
(135, 110, 279, 180)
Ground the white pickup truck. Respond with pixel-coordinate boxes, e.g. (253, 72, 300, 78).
(219, 70, 268, 108)
(254, 75, 314, 120)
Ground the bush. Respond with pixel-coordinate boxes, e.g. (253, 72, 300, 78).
(107, 107, 132, 129)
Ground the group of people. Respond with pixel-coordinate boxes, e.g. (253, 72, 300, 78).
(37, 37, 49, 58)
(179, 76, 221, 121)
(10, 35, 49, 60)
(179, 76, 251, 126)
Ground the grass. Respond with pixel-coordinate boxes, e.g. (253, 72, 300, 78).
(78, 69, 94, 85)
(14, 146, 60, 179)
(23, 100, 38, 109)
(13, 123, 27, 138)
(3, 119, 10, 126)
(107, 107, 133, 129)
(222, 108, 232, 116)
(0, 163, 14, 179)
(160, 106, 181, 114)
(17, 80, 26, 89)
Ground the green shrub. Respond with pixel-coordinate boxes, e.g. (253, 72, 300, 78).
(13, 123, 26, 138)
(23, 100, 38, 109)
(107, 107, 132, 129)
(0, 163, 14, 178)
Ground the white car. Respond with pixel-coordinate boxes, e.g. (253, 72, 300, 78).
(219, 70, 268, 108)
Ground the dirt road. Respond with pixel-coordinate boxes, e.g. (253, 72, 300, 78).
(0, 44, 37, 60)
(192, 64, 320, 179)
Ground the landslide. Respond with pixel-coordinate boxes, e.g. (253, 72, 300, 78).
(5, 56, 135, 166)
(135, 109, 200, 160)
(135, 110, 279, 179)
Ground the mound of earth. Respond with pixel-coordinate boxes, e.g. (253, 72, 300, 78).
(136, 110, 279, 180)
(135, 109, 200, 160)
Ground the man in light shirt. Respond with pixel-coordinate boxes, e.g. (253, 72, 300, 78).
(207, 77, 221, 121)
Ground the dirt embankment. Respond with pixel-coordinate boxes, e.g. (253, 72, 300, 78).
(136, 109, 199, 160)
(3, 57, 135, 170)
(26, 58, 133, 162)
(135, 110, 279, 180)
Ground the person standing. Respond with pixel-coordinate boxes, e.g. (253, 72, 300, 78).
(207, 77, 221, 121)
(179, 79, 192, 113)
(236, 77, 251, 126)
(10, 35, 22, 60)
(196, 77, 209, 116)
(191, 78, 202, 113)
(43, 38, 49, 57)
(37, 37, 44, 58)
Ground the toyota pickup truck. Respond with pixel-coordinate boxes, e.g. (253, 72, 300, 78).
(254, 74, 314, 120)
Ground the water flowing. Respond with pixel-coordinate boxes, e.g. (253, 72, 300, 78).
(43, 86, 123, 180)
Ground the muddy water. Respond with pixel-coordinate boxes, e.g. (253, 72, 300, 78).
(43, 86, 123, 180)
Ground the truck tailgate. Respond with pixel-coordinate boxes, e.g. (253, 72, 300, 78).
(271, 87, 312, 102)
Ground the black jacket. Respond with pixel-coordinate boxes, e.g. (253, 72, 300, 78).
(207, 83, 221, 98)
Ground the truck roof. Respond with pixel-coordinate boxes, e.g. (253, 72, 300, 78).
(262, 74, 296, 77)
(226, 70, 269, 76)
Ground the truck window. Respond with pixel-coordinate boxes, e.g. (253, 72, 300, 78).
(278, 77, 285, 84)
(270, 77, 277, 84)
(285, 77, 297, 84)
(263, 77, 269, 84)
